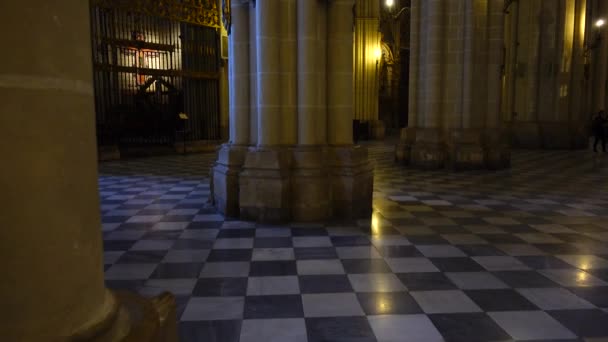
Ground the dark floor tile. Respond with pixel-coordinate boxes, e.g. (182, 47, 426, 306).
(465, 289, 539, 311)
(341, 259, 392, 274)
(118, 222, 156, 230)
(500, 225, 538, 234)
(187, 221, 223, 229)
(254, 237, 293, 248)
(551, 233, 599, 244)
(291, 228, 328, 237)
(457, 245, 506, 257)
(102, 216, 130, 223)
(207, 249, 252, 262)
(330, 236, 371, 247)
(192, 278, 248, 297)
(431, 226, 470, 234)
(150, 262, 203, 279)
(306, 317, 376, 342)
(105, 279, 144, 292)
(143, 231, 181, 240)
(429, 313, 511, 342)
(103, 240, 136, 251)
(299, 275, 354, 293)
(407, 235, 450, 245)
(217, 229, 255, 238)
(179, 320, 241, 342)
(478, 234, 526, 244)
(533, 243, 585, 255)
(294, 247, 338, 260)
(137, 209, 168, 215)
(244, 295, 304, 319)
(493, 271, 560, 288)
(116, 250, 167, 264)
(172, 239, 214, 250)
(249, 261, 297, 276)
(452, 217, 487, 225)
(589, 269, 608, 282)
(549, 309, 608, 338)
(411, 211, 444, 218)
(430, 257, 485, 272)
(390, 218, 425, 226)
(397, 272, 458, 291)
(517, 256, 575, 270)
(160, 215, 195, 222)
(356, 292, 423, 315)
(377, 245, 423, 258)
(567, 287, 608, 307)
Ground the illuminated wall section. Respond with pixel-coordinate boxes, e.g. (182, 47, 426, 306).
(354, 0, 381, 123)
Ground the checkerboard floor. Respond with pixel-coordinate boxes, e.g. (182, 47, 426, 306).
(100, 143, 608, 342)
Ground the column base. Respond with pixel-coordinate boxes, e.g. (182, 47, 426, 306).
(369, 120, 386, 140)
(239, 147, 291, 222)
(395, 127, 416, 165)
(447, 129, 484, 170)
(411, 128, 447, 169)
(328, 145, 374, 219)
(212, 144, 247, 217)
(483, 129, 511, 170)
(291, 146, 331, 221)
(69, 290, 177, 342)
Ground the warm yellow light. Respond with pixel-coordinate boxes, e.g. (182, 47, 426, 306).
(596, 19, 605, 28)
(375, 47, 382, 60)
(386, 0, 394, 7)
(371, 212, 379, 235)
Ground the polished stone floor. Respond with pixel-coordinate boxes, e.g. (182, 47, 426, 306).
(100, 143, 608, 342)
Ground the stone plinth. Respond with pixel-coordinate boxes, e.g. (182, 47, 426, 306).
(483, 129, 511, 170)
(395, 127, 416, 164)
(447, 129, 484, 170)
(213, 144, 247, 216)
(239, 147, 291, 222)
(411, 128, 447, 169)
(291, 146, 331, 221)
(328, 146, 374, 219)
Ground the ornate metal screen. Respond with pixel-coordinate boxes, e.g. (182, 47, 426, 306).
(90, 0, 221, 147)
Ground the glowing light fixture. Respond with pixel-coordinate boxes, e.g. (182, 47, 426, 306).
(386, 0, 394, 7)
(596, 19, 605, 27)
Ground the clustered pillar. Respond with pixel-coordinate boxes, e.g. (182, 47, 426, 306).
(397, 0, 510, 169)
(213, 0, 373, 222)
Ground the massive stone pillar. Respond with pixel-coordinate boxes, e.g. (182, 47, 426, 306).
(354, 0, 384, 139)
(0, 1, 176, 341)
(397, 0, 509, 169)
(213, 0, 373, 222)
(504, 0, 589, 149)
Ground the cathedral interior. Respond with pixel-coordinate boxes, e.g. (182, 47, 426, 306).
(3, 0, 608, 341)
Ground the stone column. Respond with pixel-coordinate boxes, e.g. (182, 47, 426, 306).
(328, 0, 374, 218)
(409, 0, 448, 168)
(292, 0, 331, 220)
(507, 0, 588, 149)
(0, 1, 176, 340)
(354, 0, 384, 139)
(213, 0, 250, 216)
(239, 0, 291, 221)
(396, 0, 420, 164)
(404, 0, 509, 170)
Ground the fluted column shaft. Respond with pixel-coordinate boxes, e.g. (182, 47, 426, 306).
(228, 1, 250, 145)
(255, 0, 281, 146)
(327, 0, 355, 145)
(298, 0, 319, 145)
